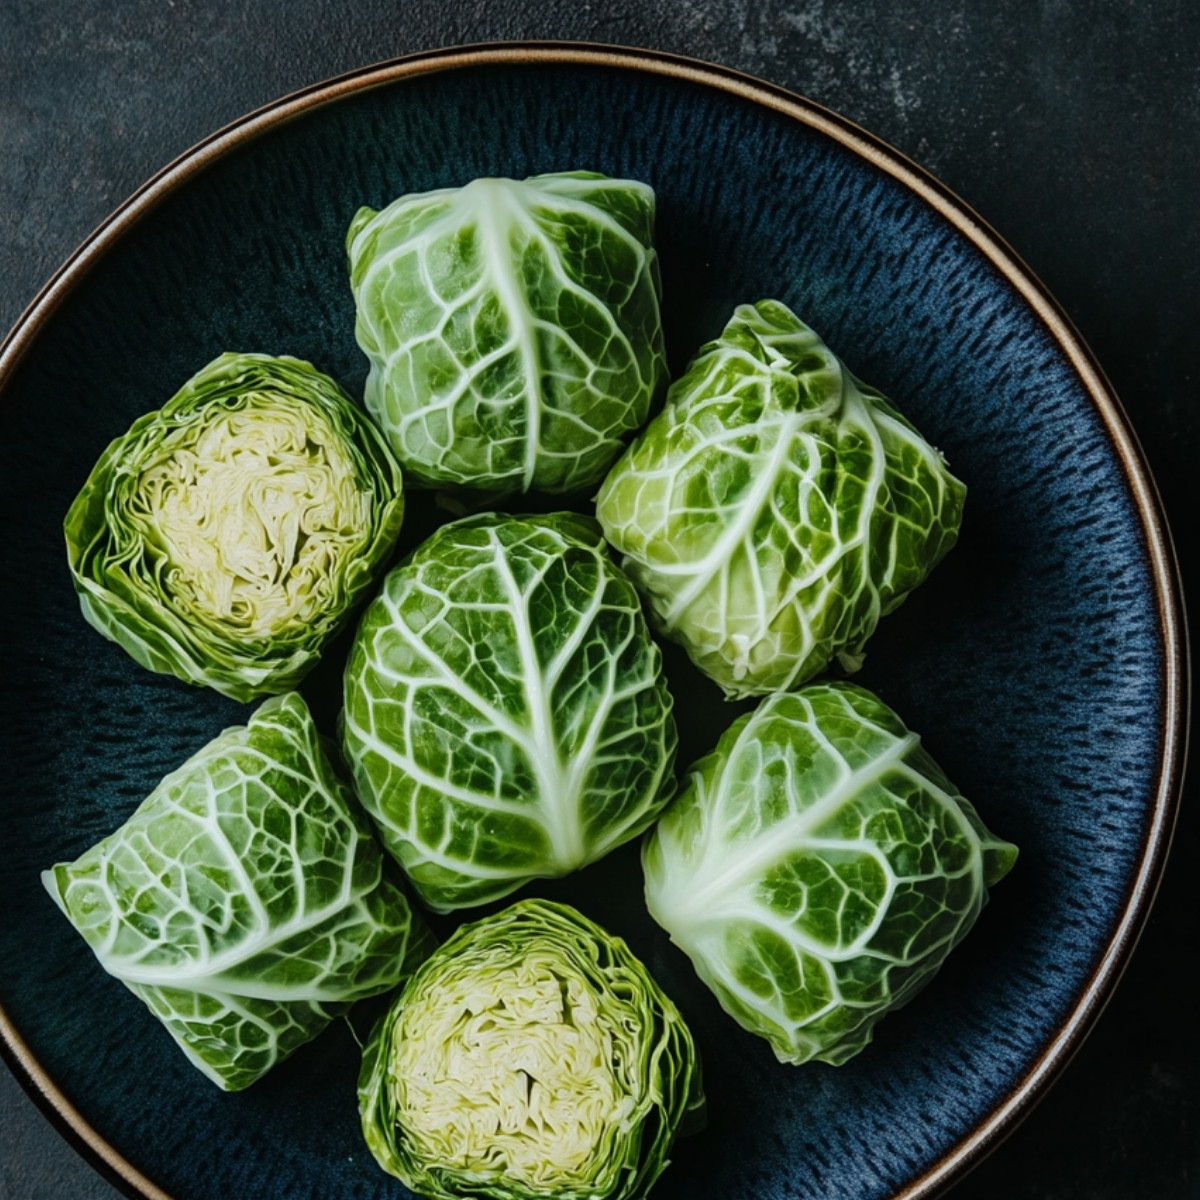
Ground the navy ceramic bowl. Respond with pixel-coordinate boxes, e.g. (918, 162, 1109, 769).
(0, 43, 1185, 1200)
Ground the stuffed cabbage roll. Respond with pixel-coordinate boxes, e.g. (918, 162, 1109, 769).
(596, 300, 965, 698)
(340, 512, 677, 913)
(44, 692, 434, 1091)
(346, 171, 668, 496)
(643, 682, 1016, 1066)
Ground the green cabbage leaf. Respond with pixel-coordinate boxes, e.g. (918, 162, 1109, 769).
(346, 171, 668, 496)
(64, 352, 405, 702)
(596, 300, 966, 698)
(340, 512, 677, 913)
(43, 692, 434, 1091)
(643, 682, 1016, 1066)
(359, 898, 703, 1200)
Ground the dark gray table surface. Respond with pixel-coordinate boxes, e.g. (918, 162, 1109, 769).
(1, 3, 1196, 1199)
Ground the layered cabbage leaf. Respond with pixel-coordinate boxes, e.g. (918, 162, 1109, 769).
(64, 352, 405, 702)
(44, 692, 434, 1091)
(346, 171, 668, 495)
(359, 898, 703, 1200)
(596, 300, 966, 697)
(643, 682, 1017, 1065)
(341, 512, 677, 912)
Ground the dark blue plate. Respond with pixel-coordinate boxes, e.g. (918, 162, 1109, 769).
(0, 44, 1185, 1200)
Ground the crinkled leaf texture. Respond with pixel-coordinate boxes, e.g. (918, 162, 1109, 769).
(43, 692, 435, 1091)
(346, 171, 668, 496)
(340, 512, 677, 913)
(64, 352, 406, 702)
(643, 682, 1017, 1066)
(596, 300, 966, 698)
(358, 898, 704, 1200)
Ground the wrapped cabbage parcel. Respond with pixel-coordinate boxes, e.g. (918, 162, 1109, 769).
(43, 692, 434, 1091)
(64, 352, 405, 702)
(643, 682, 1016, 1066)
(359, 898, 703, 1200)
(341, 512, 677, 913)
(596, 300, 966, 698)
(346, 171, 668, 496)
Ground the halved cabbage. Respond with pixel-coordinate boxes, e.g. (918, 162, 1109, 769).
(44, 692, 434, 1091)
(346, 171, 668, 496)
(643, 682, 1017, 1066)
(64, 352, 405, 702)
(359, 898, 703, 1200)
(596, 300, 966, 698)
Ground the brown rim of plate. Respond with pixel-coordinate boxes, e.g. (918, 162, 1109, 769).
(0, 39, 1188, 1200)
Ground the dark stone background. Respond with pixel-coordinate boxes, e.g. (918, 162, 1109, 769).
(0, 2, 1195, 1198)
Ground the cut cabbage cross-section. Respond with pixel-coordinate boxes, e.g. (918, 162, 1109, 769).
(64, 352, 405, 702)
(358, 898, 704, 1200)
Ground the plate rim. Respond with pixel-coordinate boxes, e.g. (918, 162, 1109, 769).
(0, 38, 1188, 1200)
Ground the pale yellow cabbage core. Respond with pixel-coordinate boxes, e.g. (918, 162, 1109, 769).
(391, 953, 635, 1188)
(135, 401, 369, 635)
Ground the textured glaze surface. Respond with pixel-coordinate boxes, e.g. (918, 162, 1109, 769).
(0, 48, 1180, 1200)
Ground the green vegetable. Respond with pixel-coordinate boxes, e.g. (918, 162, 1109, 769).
(340, 511, 677, 913)
(43, 692, 434, 1091)
(596, 300, 966, 698)
(359, 898, 703, 1200)
(642, 682, 1016, 1066)
(346, 171, 668, 496)
(64, 352, 405, 702)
